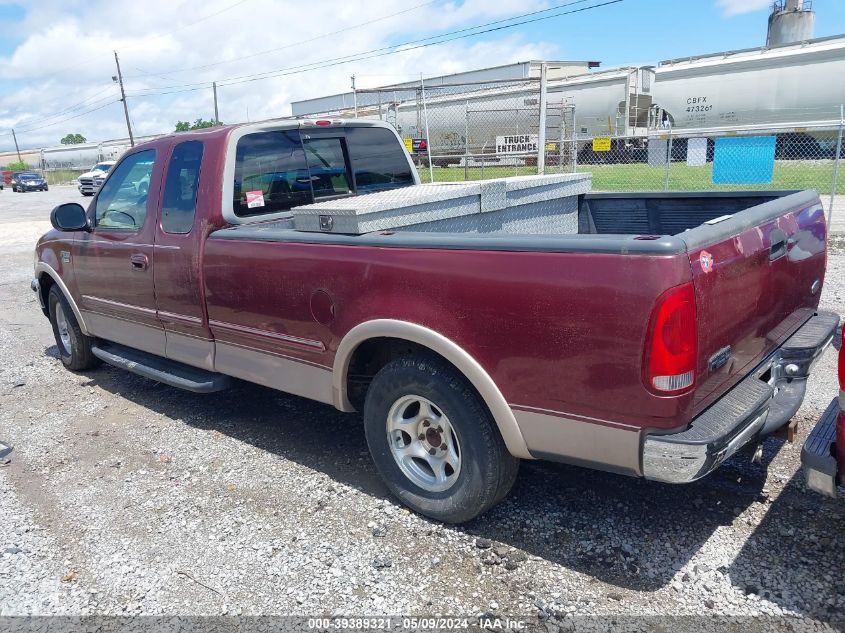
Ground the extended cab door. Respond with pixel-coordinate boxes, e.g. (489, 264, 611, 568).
(152, 140, 215, 369)
(73, 149, 166, 355)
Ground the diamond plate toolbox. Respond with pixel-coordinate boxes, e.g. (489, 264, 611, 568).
(291, 172, 592, 235)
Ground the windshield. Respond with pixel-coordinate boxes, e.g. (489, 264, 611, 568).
(18, 172, 39, 179)
(93, 163, 113, 172)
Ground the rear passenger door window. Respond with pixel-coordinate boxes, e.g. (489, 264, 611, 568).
(162, 141, 203, 234)
(94, 150, 156, 230)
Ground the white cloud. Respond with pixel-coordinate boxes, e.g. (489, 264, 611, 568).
(716, 0, 772, 17)
(0, 0, 561, 152)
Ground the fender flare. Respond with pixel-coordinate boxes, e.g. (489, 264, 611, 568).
(333, 319, 532, 459)
(35, 262, 90, 336)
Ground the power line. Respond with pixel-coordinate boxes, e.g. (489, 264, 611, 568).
(14, 87, 116, 130)
(13, 0, 623, 142)
(127, 0, 598, 93)
(16, 99, 120, 135)
(127, 0, 620, 96)
(125, 0, 437, 81)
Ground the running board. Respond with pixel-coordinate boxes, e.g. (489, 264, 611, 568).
(92, 343, 231, 393)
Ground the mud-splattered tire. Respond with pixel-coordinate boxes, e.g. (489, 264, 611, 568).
(363, 354, 518, 523)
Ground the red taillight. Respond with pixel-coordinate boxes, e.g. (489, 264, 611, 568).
(315, 120, 332, 127)
(644, 282, 697, 395)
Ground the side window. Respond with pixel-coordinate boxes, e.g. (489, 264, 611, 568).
(345, 127, 414, 193)
(162, 141, 203, 234)
(94, 150, 156, 231)
(233, 130, 311, 217)
(302, 137, 351, 199)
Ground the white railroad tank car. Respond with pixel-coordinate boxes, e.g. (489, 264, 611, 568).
(650, 34, 845, 134)
(41, 144, 102, 170)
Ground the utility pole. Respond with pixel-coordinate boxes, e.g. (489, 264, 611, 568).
(11, 128, 22, 164)
(213, 81, 219, 125)
(351, 75, 358, 117)
(113, 51, 134, 147)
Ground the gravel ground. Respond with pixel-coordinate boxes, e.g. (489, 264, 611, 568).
(0, 186, 844, 631)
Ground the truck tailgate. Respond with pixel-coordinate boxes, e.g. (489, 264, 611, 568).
(681, 190, 827, 412)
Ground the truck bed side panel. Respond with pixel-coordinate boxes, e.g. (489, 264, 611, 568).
(202, 240, 695, 431)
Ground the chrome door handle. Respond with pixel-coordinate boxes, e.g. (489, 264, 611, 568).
(130, 254, 149, 270)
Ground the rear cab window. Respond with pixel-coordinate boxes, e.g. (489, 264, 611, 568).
(232, 125, 414, 218)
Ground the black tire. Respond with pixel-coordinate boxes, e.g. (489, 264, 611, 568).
(48, 285, 100, 371)
(363, 354, 519, 523)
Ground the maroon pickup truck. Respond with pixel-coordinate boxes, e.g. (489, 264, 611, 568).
(33, 119, 838, 523)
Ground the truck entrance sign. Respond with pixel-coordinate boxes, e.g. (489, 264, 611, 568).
(495, 134, 538, 155)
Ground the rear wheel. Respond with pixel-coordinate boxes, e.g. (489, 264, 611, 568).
(363, 354, 518, 523)
(48, 285, 100, 371)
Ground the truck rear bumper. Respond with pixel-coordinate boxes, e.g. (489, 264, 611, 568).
(801, 396, 842, 497)
(642, 311, 838, 484)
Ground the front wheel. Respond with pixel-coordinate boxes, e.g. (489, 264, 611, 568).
(48, 285, 100, 371)
(363, 355, 518, 523)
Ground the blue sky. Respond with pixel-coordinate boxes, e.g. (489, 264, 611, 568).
(0, 0, 844, 152)
(513, 0, 845, 66)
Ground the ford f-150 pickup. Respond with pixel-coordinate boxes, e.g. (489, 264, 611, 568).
(33, 119, 838, 523)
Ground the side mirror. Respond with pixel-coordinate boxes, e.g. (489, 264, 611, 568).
(50, 203, 89, 232)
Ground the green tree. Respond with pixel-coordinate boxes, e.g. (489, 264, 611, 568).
(8, 160, 27, 171)
(174, 118, 222, 132)
(60, 133, 86, 144)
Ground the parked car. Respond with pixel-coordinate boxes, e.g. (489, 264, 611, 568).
(11, 171, 48, 192)
(32, 120, 837, 523)
(802, 324, 844, 497)
(77, 161, 115, 196)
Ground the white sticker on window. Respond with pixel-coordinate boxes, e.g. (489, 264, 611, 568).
(246, 190, 265, 208)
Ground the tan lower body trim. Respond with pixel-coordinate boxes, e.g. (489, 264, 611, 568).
(513, 408, 643, 476)
(81, 311, 166, 357)
(214, 342, 334, 405)
(166, 330, 215, 371)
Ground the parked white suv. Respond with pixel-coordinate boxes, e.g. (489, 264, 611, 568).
(77, 161, 115, 196)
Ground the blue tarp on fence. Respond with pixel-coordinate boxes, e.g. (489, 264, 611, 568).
(712, 136, 777, 185)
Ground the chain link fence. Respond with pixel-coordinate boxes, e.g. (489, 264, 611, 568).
(348, 79, 844, 229)
(356, 79, 578, 183)
(573, 121, 844, 228)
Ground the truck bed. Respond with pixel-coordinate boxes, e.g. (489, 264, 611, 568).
(212, 190, 814, 255)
